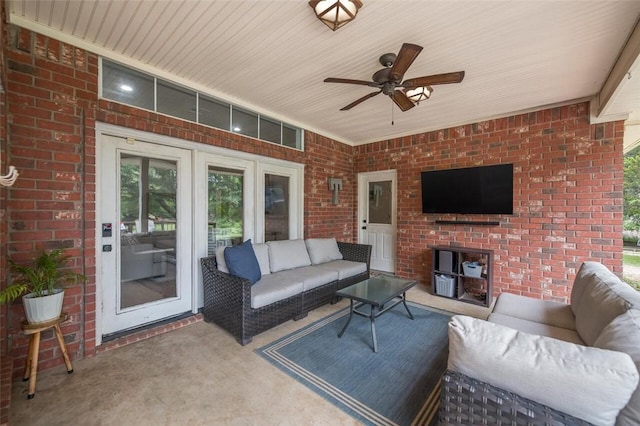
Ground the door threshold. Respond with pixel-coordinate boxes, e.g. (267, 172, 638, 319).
(101, 311, 198, 344)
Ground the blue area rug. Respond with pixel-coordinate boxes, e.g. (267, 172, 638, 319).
(256, 301, 452, 426)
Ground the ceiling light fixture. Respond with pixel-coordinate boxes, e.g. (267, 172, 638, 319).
(309, 0, 363, 31)
(404, 86, 432, 105)
(120, 84, 133, 92)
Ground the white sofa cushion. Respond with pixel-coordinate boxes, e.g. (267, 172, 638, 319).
(277, 266, 339, 292)
(251, 274, 303, 309)
(448, 315, 639, 425)
(215, 246, 229, 273)
(314, 260, 367, 280)
(570, 262, 635, 345)
(491, 292, 576, 330)
(487, 312, 584, 345)
(267, 239, 312, 273)
(252, 243, 271, 276)
(594, 309, 640, 425)
(305, 238, 343, 265)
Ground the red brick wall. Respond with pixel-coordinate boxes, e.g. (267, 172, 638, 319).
(303, 132, 356, 240)
(1, 7, 11, 424)
(354, 103, 624, 301)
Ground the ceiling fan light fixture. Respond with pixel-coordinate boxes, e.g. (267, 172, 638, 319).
(309, 0, 363, 31)
(404, 86, 432, 104)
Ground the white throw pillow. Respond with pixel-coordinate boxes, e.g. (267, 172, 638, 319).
(251, 243, 271, 276)
(447, 315, 639, 425)
(594, 309, 640, 425)
(305, 238, 343, 265)
(215, 246, 229, 273)
(266, 239, 312, 273)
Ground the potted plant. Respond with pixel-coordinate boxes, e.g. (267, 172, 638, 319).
(0, 249, 86, 324)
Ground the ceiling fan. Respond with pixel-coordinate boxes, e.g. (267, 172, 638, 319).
(324, 43, 465, 112)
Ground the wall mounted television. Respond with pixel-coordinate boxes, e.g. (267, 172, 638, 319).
(421, 164, 514, 214)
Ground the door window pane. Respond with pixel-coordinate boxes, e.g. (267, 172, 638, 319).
(208, 167, 244, 254)
(265, 174, 289, 241)
(120, 155, 177, 309)
(369, 180, 392, 224)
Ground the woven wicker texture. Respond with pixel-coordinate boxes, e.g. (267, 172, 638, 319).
(201, 241, 371, 345)
(438, 370, 593, 425)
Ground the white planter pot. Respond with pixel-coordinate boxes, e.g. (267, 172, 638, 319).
(22, 289, 64, 324)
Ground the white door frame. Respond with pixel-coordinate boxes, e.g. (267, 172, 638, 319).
(357, 170, 397, 273)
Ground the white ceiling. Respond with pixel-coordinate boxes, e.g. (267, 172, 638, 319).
(7, 0, 640, 147)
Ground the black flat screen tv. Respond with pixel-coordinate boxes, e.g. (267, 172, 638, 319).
(421, 164, 513, 214)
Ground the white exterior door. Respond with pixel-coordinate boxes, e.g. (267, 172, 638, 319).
(358, 170, 397, 273)
(99, 134, 193, 335)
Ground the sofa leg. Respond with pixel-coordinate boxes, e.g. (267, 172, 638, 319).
(237, 336, 252, 346)
(294, 312, 308, 321)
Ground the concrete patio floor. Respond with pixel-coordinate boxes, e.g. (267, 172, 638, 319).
(9, 286, 488, 426)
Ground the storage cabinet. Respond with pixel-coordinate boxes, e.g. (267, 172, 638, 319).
(431, 245, 493, 307)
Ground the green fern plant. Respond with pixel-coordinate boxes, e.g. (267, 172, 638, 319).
(0, 249, 86, 303)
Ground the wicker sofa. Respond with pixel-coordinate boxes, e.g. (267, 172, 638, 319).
(200, 238, 371, 345)
(440, 261, 640, 425)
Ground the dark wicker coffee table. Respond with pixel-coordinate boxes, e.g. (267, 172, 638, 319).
(336, 275, 416, 352)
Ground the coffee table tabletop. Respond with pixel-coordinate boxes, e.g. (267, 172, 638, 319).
(336, 275, 417, 352)
(336, 275, 417, 305)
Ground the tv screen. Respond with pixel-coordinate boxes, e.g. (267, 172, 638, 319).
(421, 164, 513, 214)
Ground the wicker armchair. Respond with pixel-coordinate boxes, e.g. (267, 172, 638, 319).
(439, 370, 592, 425)
(200, 241, 371, 345)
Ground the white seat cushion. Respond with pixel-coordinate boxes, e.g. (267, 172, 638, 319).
(314, 260, 367, 280)
(492, 292, 576, 330)
(278, 266, 339, 291)
(251, 243, 271, 276)
(488, 312, 584, 345)
(251, 274, 303, 309)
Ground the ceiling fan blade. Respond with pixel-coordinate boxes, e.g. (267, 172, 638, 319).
(388, 43, 423, 83)
(324, 77, 380, 88)
(402, 71, 465, 88)
(391, 90, 415, 112)
(340, 90, 382, 111)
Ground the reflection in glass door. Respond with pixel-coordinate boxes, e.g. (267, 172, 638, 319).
(120, 155, 178, 308)
(265, 174, 289, 241)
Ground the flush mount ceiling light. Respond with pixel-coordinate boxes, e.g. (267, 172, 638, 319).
(309, 0, 363, 31)
(404, 86, 432, 105)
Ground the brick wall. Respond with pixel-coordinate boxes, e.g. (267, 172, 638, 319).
(1, 7, 10, 424)
(354, 103, 624, 301)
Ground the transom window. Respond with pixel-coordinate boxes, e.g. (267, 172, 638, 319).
(100, 59, 303, 150)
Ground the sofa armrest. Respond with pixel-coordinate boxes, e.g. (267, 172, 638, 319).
(200, 256, 252, 324)
(448, 315, 639, 425)
(337, 241, 371, 271)
(439, 369, 591, 425)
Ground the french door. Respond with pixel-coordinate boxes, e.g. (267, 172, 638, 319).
(100, 134, 192, 335)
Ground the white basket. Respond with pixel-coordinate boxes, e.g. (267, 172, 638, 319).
(435, 274, 455, 297)
(462, 261, 483, 278)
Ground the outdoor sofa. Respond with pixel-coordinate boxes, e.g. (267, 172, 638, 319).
(201, 238, 371, 345)
(440, 261, 640, 425)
